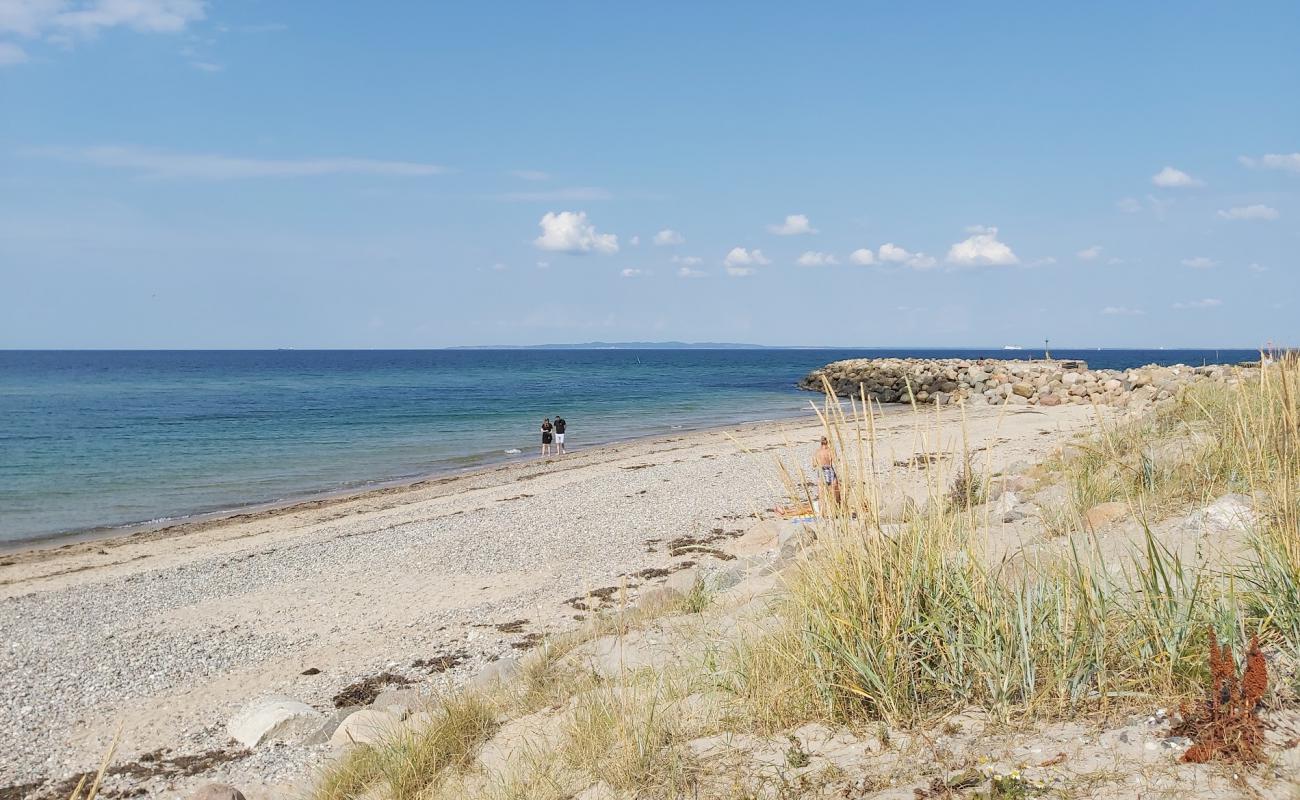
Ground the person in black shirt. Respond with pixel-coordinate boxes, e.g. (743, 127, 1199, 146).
(553, 415, 567, 454)
(540, 417, 553, 457)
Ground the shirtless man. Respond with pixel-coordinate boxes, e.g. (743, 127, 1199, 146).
(813, 436, 840, 506)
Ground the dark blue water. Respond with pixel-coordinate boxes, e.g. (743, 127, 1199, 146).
(0, 348, 1257, 543)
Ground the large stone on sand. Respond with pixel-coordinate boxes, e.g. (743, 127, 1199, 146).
(191, 785, 247, 800)
(1083, 501, 1129, 531)
(466, 655, 521, 690)
(226, 695, 323, 748)
(1181, 494, 1257, 536)
(330, 708, 403, 747)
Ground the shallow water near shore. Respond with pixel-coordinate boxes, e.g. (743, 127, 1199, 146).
(0, 348, 1256, 542)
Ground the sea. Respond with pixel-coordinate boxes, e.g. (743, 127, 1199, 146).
(0, 348, 1258, 544)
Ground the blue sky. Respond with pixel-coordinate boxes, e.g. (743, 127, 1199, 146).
(1, 1, 1296, 348)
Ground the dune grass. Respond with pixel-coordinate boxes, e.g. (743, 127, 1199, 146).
(306, 355, 1298, 798)
(314, 692, 499, 800)
(736, 355, 1298, 730)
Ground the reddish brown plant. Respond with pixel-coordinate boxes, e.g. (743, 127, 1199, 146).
(1171, 630, 1267, 764)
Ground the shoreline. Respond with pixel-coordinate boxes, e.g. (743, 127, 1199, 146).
(0, 402, 830, 559)
(0, 400, 1103, 796)
(0, 405, 834, 565)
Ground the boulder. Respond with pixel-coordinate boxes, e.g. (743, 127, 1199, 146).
(466, 655, 521, 690)
(730, 519, 782, 556)
(227, 695, 323, 748)
(574, 783, 619, 800)
(191, 785, 246, 800)
(330, 708, 403, 748)
(304, 706, 363, 746)
(586, 630, 677, 678)
(992, 491, 1021, 518)
(1181, 494, 1257, 536)
(664, 566, 702, 595)
(1033, 484, 1070, 511)
(1083, 501, 1129, 531)
(777, 524, 816, 558)
(372, 687, 425, 718)
(706, 566, 748, 592)
(636, 585, 683, 611)
(477, 709, 572, 774)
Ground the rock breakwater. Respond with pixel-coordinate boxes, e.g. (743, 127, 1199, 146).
(799, 358, 1252, 407)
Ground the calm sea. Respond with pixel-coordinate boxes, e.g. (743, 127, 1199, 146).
(0, 348, 1257, 543)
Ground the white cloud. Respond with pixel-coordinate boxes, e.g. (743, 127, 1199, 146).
(1077, 245, 1102, 261)
(723, 247, 769, 268)
(1026, 256, 1057, 267)
(629, 235, 640, 246)
(1181, 256, 1217, 269)
(0, 0, 206, 38)
(1101, 306, 1145, 316)
(1239, 153, 1300, 173)
(677, 266, 706, 278)
(1173, 298, 1222, 309)
(848, 248, 875, 265)
(534, 211, 619, 254)
(620, 268, 645, 278)
(1117, 197, 1143, 213)
(725, 266, 754, 277)
(1249, 262, 1268, 273)
(1217, 204, 1279, 221)
(490, 262, 507, 272)
(945, 225, 1019, 267)
(189, 60, 221, 72)
(766, 214, 816, 236)
(536, 261, 550, 270)
(0, 41, 28, 64)
(1151, 166, 1204, 188)
(877, 243, 936, 270)
(796, 250, 838, 267)
(28, 145, 447, 179)
(671, 255, 702, 266)
(501, 186, 610, 202)
(653, 228, 684, 246)
(510, 169, 550, 181)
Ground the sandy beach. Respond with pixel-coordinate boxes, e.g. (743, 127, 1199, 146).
(0, 402, 1104, 798)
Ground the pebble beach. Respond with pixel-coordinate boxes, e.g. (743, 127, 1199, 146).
(1, 398, 1107, 798)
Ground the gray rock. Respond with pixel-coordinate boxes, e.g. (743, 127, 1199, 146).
(191, 784, 247, 800)
(466, 655, 521, 690)
(777, 525, 816, 558)
(635, 585, 682, 611)
(586, 631, 676, 678)
(664, 566, 701, 595)
(226, 695, 323, 748)
(304, 706, 363, 746)
(372, 687, 425, 718)
(1181, 494, 1257, 536)
(706, 566, 747, 592)
(330, 708, 403, 748)
(992, 491, 1020, 517)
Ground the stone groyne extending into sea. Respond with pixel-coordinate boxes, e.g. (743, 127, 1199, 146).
(799, 357, 1255, 407)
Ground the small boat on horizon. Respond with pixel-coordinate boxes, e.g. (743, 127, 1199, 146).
(1002, 345, 1023, 350)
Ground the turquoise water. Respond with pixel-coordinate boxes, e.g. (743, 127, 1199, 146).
(0, 348, 1257, 543)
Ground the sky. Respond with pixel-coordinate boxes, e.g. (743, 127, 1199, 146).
(0, 1, 1297, 349)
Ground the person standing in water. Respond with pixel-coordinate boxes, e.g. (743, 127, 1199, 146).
(813, 435, 840, 507)
(540, 417, 554, 457)
(553, 414, 567, 454)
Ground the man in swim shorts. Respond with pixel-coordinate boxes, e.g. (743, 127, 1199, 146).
(553, 415, 567, 454)
(813, 435, 840, 506)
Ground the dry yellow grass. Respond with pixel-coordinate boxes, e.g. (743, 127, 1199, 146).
(306, 355, 1300, 798)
